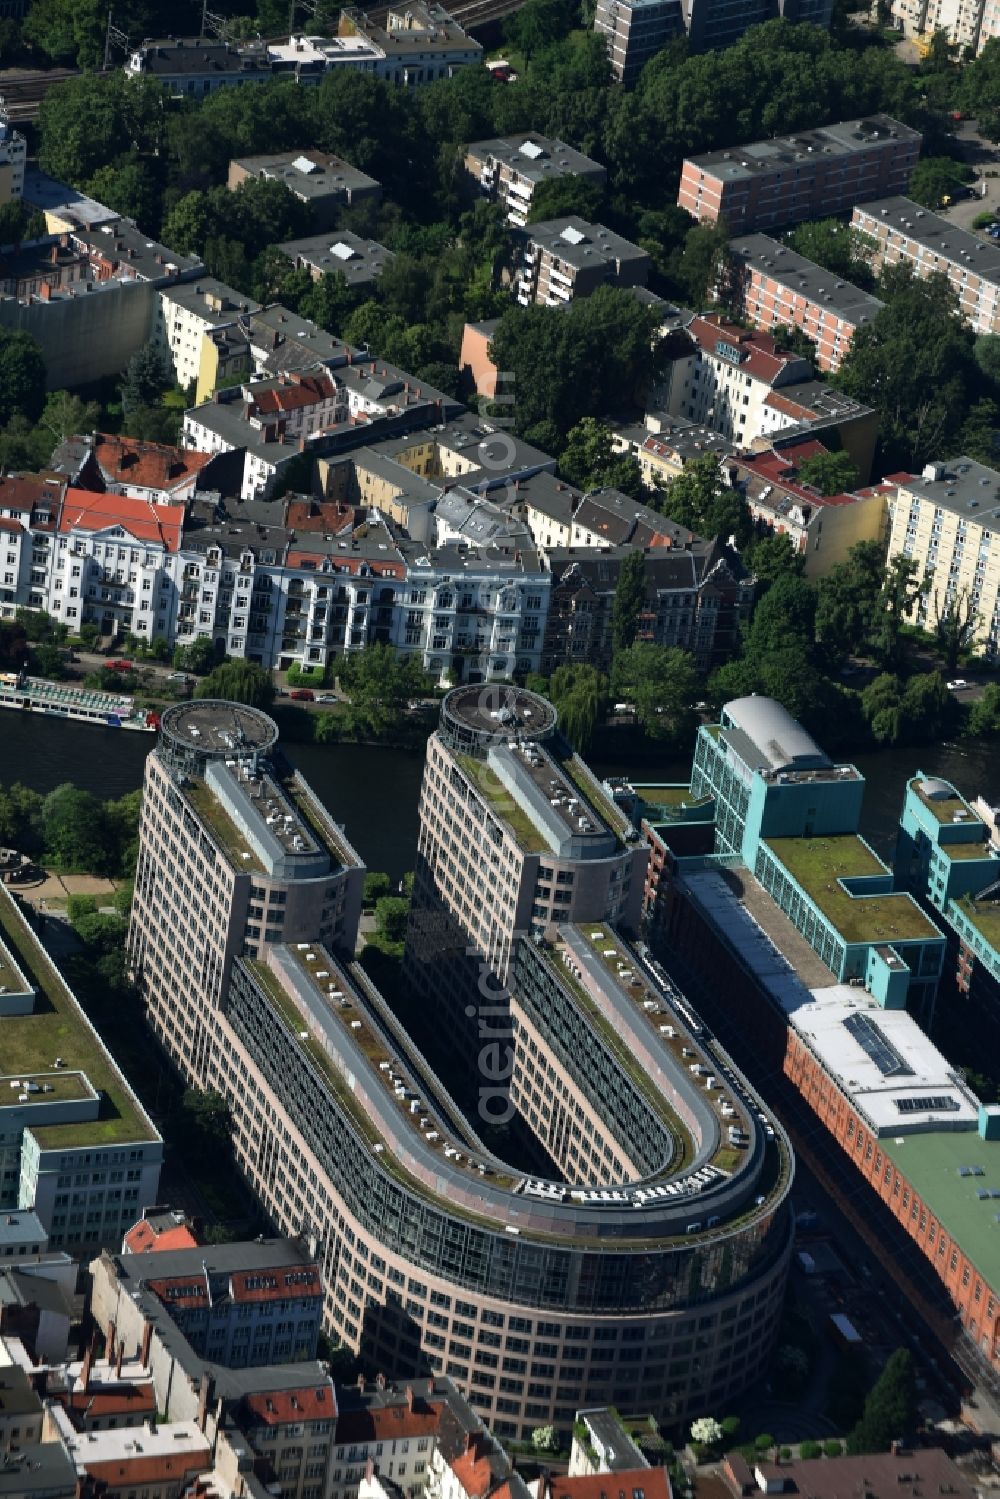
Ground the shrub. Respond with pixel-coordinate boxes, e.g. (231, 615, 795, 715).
(800, 1441, 823, 1460)
(754, 1434, 775, 1453)
(823, 1441, 843, 1458)
(780, 1447, 792, 1460)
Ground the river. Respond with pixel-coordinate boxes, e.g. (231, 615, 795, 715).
(0, 711, 994, 877)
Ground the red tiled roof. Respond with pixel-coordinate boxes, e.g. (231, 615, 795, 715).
(687, 314, 803, 385)
(245, 1384, 337, 1426)
(547, 1470, 671, 1499)
(732, 446, 869, 511)
(123, 1220, 199, 1254)
(0, 517, 22, 534)
(449, 1437, 496, 1498)
(65, 1384, 156, 1418)
(254, 374, 337, 415)
(84, 1449, 210, 1487)
(0, 473, 64, 514)
(285, 551, 406, 577)
(59, 487, 184, 551)
(335, 1400, 443, 1445)
(92, 433, 213, 493)
(228, 1266, 321, 1303)
(285, 498, 355, 535)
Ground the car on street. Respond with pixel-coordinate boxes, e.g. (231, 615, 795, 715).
(315, 693, 337, 703)
(290, 688, 315, 701)
(165, 671, 190, 682)
(946, 678, 970, 691)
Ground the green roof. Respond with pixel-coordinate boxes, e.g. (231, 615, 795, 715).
(0, 944, 29, 996)
(765, 835, 940, 945)
(884, 1130, 1000, 1296)
(911, 778, 983, 827)
(0, 892, 157, 1149)
(456, 753, 548, 853)
(957, 893, 1000, 951)
(0, 1071, 93, 1104)
(183, 779, 265, 873)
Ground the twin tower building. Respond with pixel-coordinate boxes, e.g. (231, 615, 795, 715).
(127, 689, 794, 1439)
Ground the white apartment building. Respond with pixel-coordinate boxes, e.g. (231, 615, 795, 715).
(887, 457, 1000, 660)
(884, 0, 1000, 54)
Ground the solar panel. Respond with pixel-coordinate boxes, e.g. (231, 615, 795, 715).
(844, 1012, 914, 1078)
(895, 1095, 958, 1113)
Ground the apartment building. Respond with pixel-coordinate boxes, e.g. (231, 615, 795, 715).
(725, 442, 890, 576)
(127, 700, 364, 1089)
(729, 233, 884, 373)
(659, 314, 878, 478)
(336, 4, 482, 84)
(686, 0, 833, 50)
(593, 0, 683, 85)
(124, 36, 272, 94)
(464, 135, 607, 227)
(512, 217, 649, 306)
(406, 686, 649, 997)
(0, 885, 162, 1253)
(885, 0, 1000, 55)
(278, 230, 394, 289)
(542, 541, 751, 673)
(50, 432, 223, 506)
(677, 116, 921, 232)
(155, 277, 261, 391)
(852, 197, 1000, 336)
(885, 456, 1000, 660)
(610, 412, 731, 486)
(0, 120, 26, 205)
(228, 150, 382, 226)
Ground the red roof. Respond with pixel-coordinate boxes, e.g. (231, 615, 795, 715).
(0, 516, 22, 534)
(285, 497, 355, 535)
(547, 1471, 671, 1499)
(687, 314, 804, 385)
(732, 446, 868, 510)
(0, 473, 64, 515)
(92, 433, 213, 493)
(335, 1400, 443, 1445)
(64, 1385, 156, 1419)
(285, 551, 406, 577)
(254, 373, 337, 416)
(228, 1266, 321, 1303)
(450, 1436, 496, 1498)
(84, 1449, 209, 1487)
(123, 1219, 199, 1254)
(59, 487, 184, 551)
(245, 1384, 337, 1426)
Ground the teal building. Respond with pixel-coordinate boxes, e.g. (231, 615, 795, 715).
(689, 698, 945, 1013)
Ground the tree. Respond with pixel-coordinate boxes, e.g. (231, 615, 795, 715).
(690, 1417, 723, 1448)
(931, 585, 980, 672)
(611, 643, 698, 740)
(85, 156, 163, 231)
(180, 1088, 232, 1143)
(871, 554, 930, 671)
(676, 221, 732, 310)
(42, 784, 109, 871)
(969, 683, 1000, 736)
(656, 456, 750, 545)
(527, 176, 604, 223)
(787, 219, 876, 290)
(195, 661, 276, 710)
(847, 1348, 917, 1455)
(746, 576, 817, 657)
(559, 418, 646, 499)
(532, 1425, 560, 1454)
(611, 550, 647, 655)
(363, 871, 392, 907)
(838, 267, 980, 471)
(374, 895, 410, 945)
(815, 540, 887, 661)
(0, 199, 47, 247)
(0, 330, 46, 426)
(907, 155, 973, 210)
(339, 643, 429, 739)
(173, 637, 220, 674)
(797, 450, 859, 497)
(548, 663, 608, 754)
(120, 343, 170, 423)
(747, 533, 805, 592)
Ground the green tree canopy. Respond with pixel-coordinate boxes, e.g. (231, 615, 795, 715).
(611, 549, 647, 655)
(656, 455, 750, 545)
(611, 643, 697, 740)
(560, 418, 646, 500)
(338, 643, 429, 739)
(195, 661, 276, 710)
(0, 330, 46, 426)
(797, 449, 859, 497)
(547, 663, 608, 754)
(847, 1348, 917, 1454)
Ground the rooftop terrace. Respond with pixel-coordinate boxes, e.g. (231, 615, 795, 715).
(765, 835, 940, 945)
(0, 889, 157, 1148)
(912, 776, 985, 827)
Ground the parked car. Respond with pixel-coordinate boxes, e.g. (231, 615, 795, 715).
(290, 688, 315, 701)
(946, 678, 970, 691)
(165, 671, 190, 682)
(108, 659, 133, 671)
(315, 693, 337, 703)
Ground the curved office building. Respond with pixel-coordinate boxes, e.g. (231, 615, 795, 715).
(129, 696, 793, 1441)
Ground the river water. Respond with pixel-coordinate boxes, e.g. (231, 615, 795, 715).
(0, 711, 995, 877)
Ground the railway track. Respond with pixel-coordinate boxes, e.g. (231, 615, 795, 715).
(0, 68, 82, 123)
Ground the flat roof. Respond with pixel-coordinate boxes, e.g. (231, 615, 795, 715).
(685, 115, 920, 181)
(855, 196, 1000, 287)
(160, 700, 278, 759)
(519, 217, 648, 272)
(884, 1129, 1000, 1298)
(894, 454, 1000, 526)
(278, 231, 393, 286)
(0, 889, 158, 1149)
(731, 232, 884, 324)
(160, 277, 260, 322)
(233, 149, 379, 198)
(22, 168, 117, 228)
(765, 835, 941, 945)
(466, 133, 606, 186)
(911, 775, 986, 828)
(0, 1442, 76, 1495)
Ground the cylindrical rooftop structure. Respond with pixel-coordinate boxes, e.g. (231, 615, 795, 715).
(439, 684, 558, 760)
(158, 699, 279, 774)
